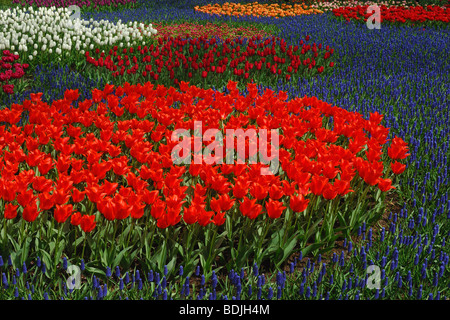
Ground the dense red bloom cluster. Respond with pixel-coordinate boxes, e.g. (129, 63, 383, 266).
(0, 81, 408, 232)
(0, 50, 29, 95)
(332, 5, 450, 23)
(85, 34, 335, 88)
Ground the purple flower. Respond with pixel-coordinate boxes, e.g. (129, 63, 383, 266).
(267, 287, 273, 300)
(253, 263, 259, 277)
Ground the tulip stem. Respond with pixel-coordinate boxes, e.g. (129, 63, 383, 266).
(2, 213, 6, 249)
(351, 184, 371, 231)
(55, 223, 63, 270)
(236, 217, 250, 259)
(282, 207, 293, 248)
(81, 233, 87, 261)
(321, 197, 340, 244)
(126, 218, 136, 248)
(303, 194, 318, 246)
(20, 218, 26, 247)
(255, 217, 270, 265)
(148, 219, 157, 255)
(73, 228, 78, 257)
(112, 220, 118, 248)
(208, 225, 218, 258)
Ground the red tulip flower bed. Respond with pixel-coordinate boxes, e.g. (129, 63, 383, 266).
(0, 80, 409, 272)
(84, 35, 335, 93)
(0, 50, 30, 97)
(332, 5, 450, 24)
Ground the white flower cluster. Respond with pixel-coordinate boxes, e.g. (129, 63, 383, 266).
(0, 6, 158, 61)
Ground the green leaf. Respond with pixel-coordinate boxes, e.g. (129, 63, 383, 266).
(301, 242, 325, 257)
(7, 234, 20, 253)
(304, 218, 323, 243)
(266, 229, 283, 255)
(40, 249, 53, 278)
(85, 266, 106, 278)
(276, 232, 299, 268)
(158, 241, 168, 271)
(230, 245, 253, 271)
(113, 245, 133, 268)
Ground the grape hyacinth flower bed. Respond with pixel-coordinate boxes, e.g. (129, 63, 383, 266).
(0, 0, 449, 304)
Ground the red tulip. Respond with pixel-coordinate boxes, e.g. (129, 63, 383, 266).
(377, 178, 395, 192)
(80, 215, 96, 233)
(183, 205, 198, 225)
(17, 189, 36, 207)
(39, 192, 55, 210)
(97, 197, 116, 221)
(212, 211, 226, 226)
(70, 211, 82, 226)
(269, 184, 284, 200)
(250, 182, 268, 201)
(54, 204, 73, 223)
(22, 203, 40, 222)
(388, 137, 410, 160)
(240, 197, 262, 220)
(281, 180, 297, 196)
(322, 183, 338, 200)
(1, 180, 17, 202)
(310, 175, 328, 196)
(72, 188, 85, 203)
(333, 179, 354, 196)
(131, 201, 146, 219)
(266, 199, 286, 219)
(218, 193, 235, 211)
(32, 176, 53, 193)
(53, 187, 71, 206)
(4, 203, 18, 219)
(197, 208, 214, 227)
(151, 200, 166, 220)
(391, 161, 406, 175)
(233, 180, 250, 199)
(289, 194, 309, 213)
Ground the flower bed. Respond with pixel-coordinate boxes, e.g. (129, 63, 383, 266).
(12, 0, 138, 11)
(149, 21, 275, 43)
(0, 79, 409, 279)
(0, 6, 157, 65)
(194, 1, 324, 18)
(332, 4, 450, 24)
(83, 34, 335, 91)
(0, 0, 448, 302)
